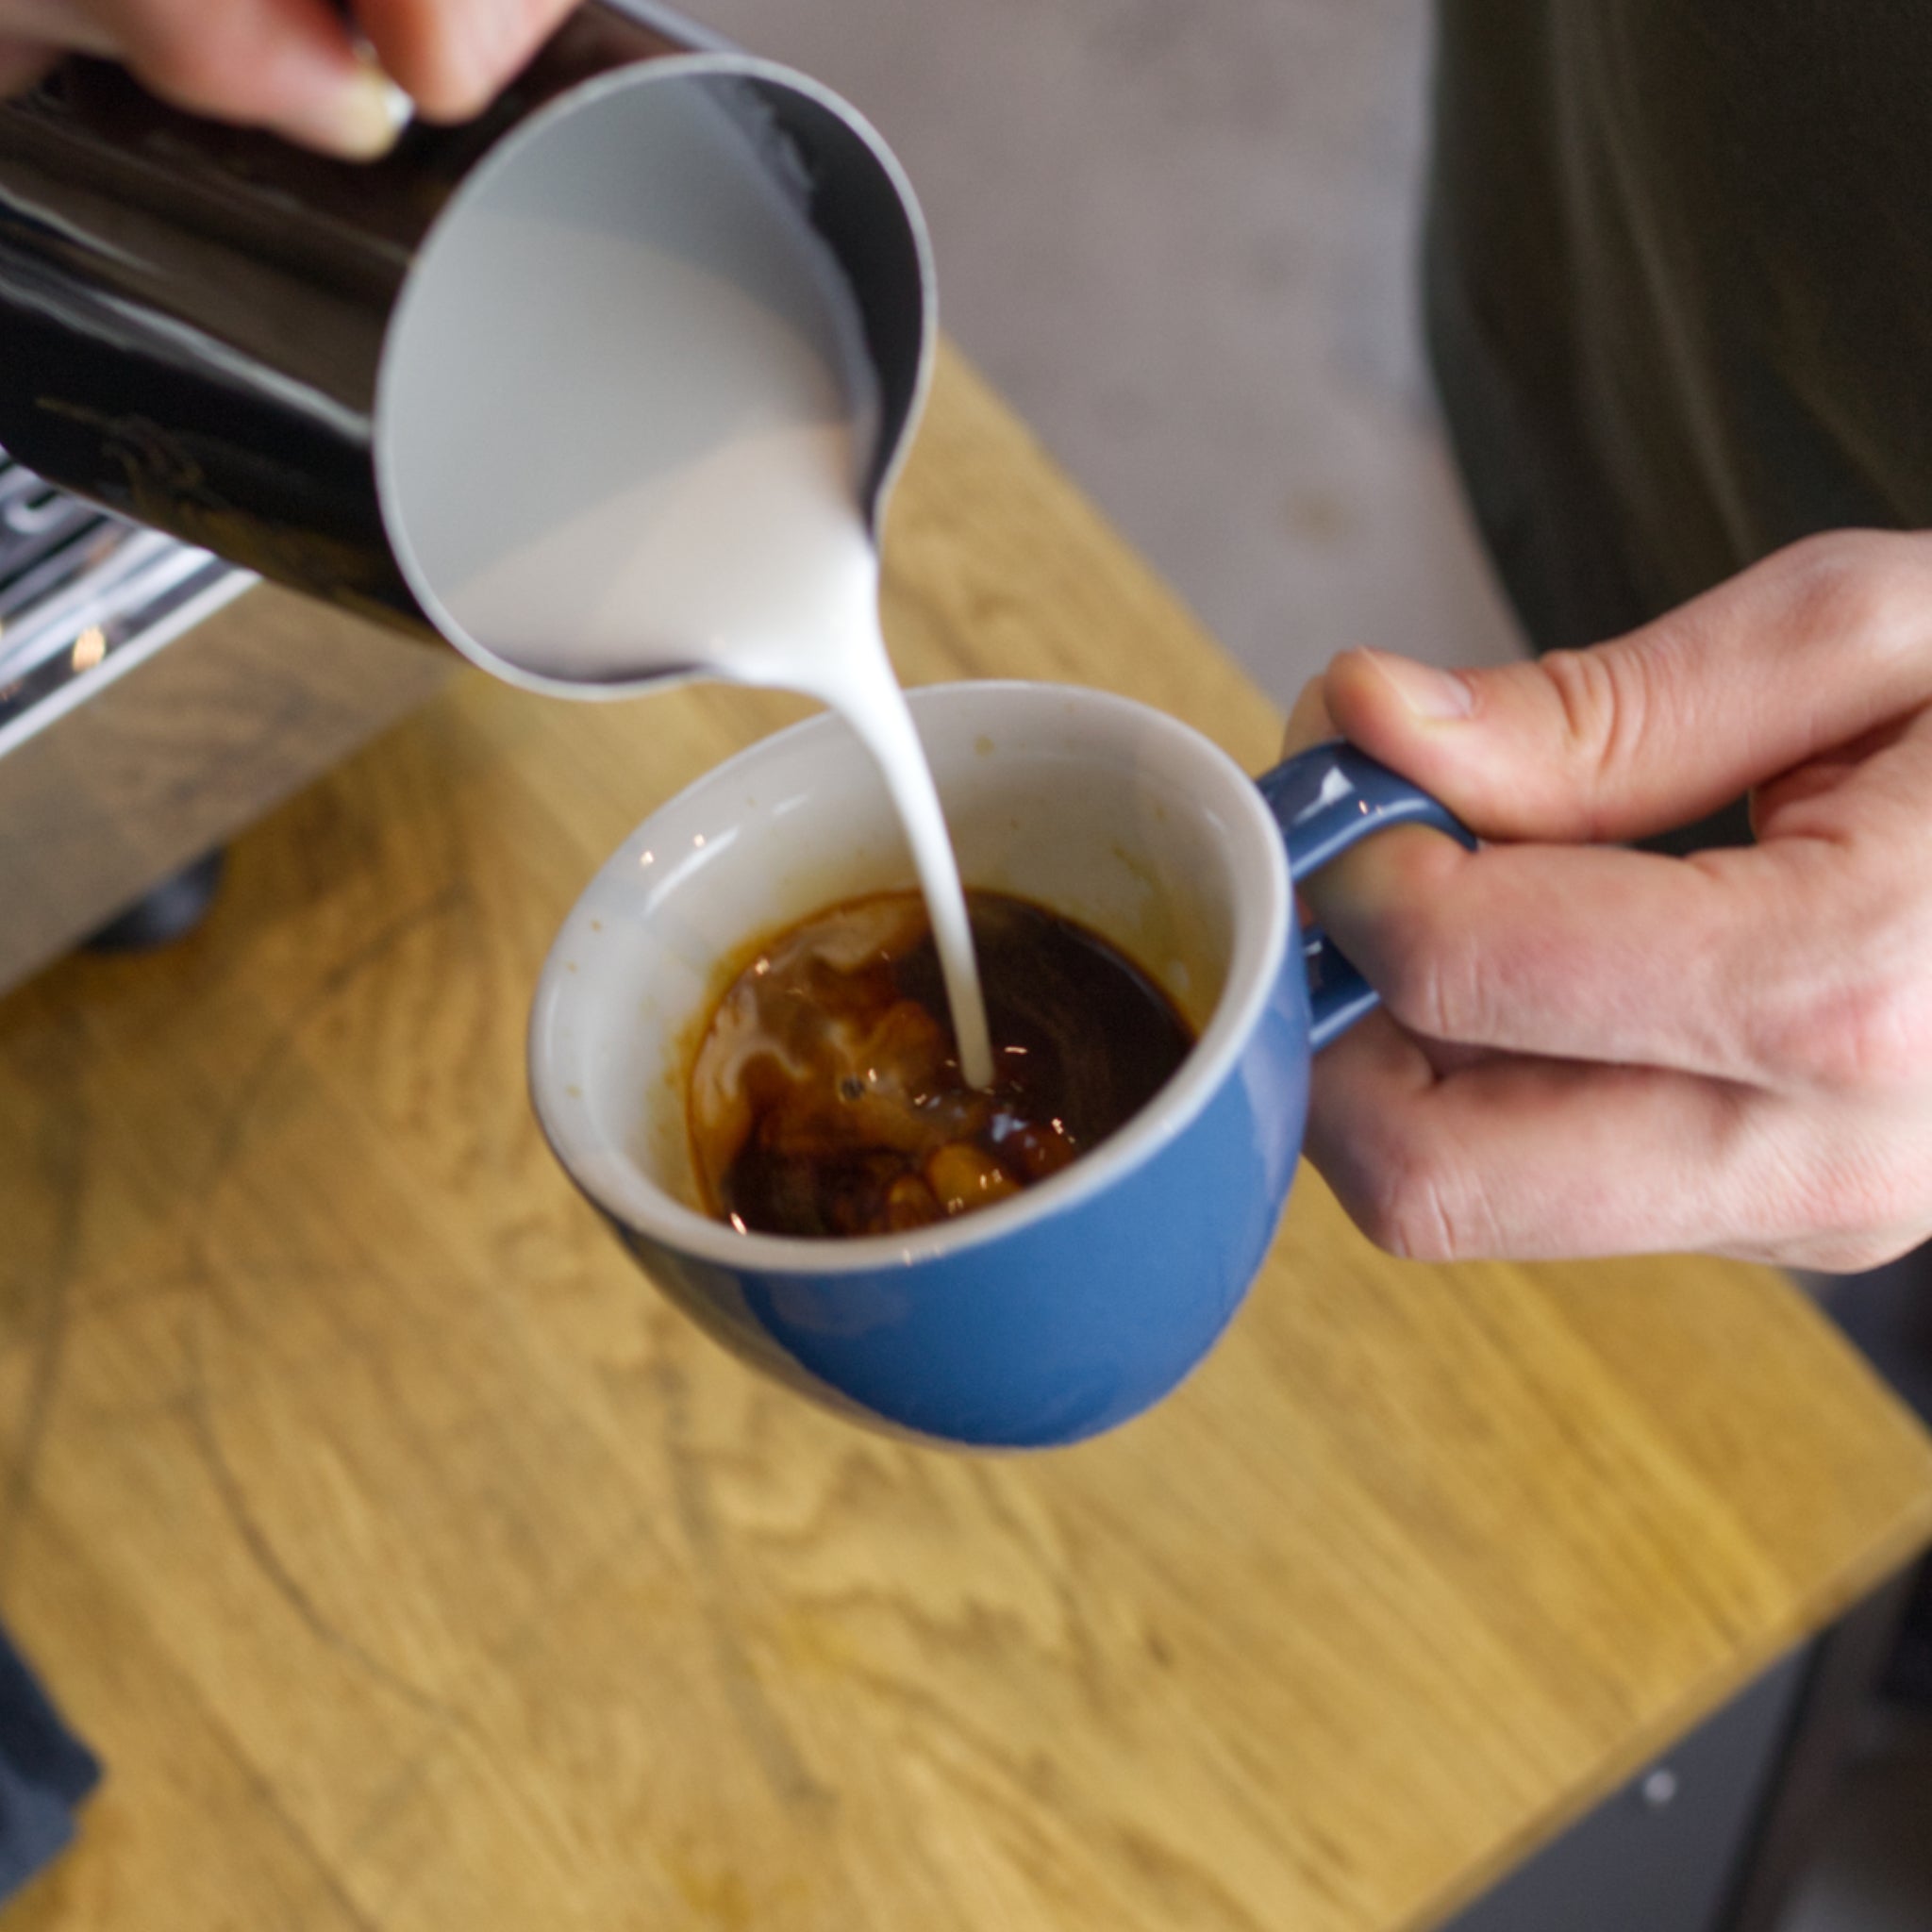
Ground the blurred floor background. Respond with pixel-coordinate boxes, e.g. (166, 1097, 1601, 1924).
(695, 4, 1932, 1927)
(699, 0, 1524, 705)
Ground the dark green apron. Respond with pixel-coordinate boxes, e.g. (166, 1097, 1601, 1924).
(1428, 2, 1932, 658)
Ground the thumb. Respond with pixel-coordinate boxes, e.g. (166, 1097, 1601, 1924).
(1324, 530, 1932, 843)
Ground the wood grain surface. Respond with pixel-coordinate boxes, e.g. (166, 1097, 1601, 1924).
(2, 348, 1929, 1932)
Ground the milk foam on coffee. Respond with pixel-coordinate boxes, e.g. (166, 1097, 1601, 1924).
(380, 75, 993, 1087)
(689, 889, 1197, 1240)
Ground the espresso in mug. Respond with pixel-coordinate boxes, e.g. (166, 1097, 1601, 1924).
(689, 890, 1196, 1240)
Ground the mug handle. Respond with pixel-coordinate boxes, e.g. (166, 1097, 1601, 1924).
(1255, 742, 1478, 1050)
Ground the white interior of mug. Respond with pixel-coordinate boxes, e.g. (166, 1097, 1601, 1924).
(528, 682, 1292, 1268)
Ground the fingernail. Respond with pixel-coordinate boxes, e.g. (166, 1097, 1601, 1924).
(1359, 649, 1475, 723)
(284, 53, 414, 160)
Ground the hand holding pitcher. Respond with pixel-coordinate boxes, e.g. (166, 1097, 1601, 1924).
(0, 0, 577, 155)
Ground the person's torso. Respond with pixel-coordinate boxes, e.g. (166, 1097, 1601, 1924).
(1429, 1, 1932, 648)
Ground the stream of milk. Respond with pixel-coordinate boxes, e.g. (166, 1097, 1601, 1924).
(391, 77, 994, 1089)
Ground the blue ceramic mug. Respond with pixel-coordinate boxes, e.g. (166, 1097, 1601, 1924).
(529, 681, 1471, 1448)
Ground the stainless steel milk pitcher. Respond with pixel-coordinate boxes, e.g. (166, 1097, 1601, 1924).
(0, 2, 933, 684)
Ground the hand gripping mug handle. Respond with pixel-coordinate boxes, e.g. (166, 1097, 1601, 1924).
(1255, 742, 1478, 1050)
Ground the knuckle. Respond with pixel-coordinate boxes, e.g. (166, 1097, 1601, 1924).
(1739, 846, 1932, 1094)
(1352, 1132, 1482, 1263)
(1363, 847, 1488, 1045)
(1771, 529, 1931, 662)
(1373, 904, 1456, 1041)
(1757, 963, 1932, 1094)
(1380, 936, 1480, 1048)
(1535, 645, 1657, 839)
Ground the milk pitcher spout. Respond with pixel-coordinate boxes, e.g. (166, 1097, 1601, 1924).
(0, 2, 935, 690)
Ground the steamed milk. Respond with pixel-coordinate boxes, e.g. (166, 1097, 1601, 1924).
(391, 80, 993, 1088)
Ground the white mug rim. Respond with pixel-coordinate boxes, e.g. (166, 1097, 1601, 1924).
(527, 682, 1294, 1273)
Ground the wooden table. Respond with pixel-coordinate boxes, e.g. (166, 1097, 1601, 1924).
(2, 349, 1930, 1932)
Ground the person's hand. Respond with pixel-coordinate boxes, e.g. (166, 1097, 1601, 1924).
(0, 0, 577, 158)
(1283, 528, 1932, 1272)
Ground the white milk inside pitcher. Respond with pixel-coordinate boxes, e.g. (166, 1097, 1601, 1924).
(377, 74, 993, 1089)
